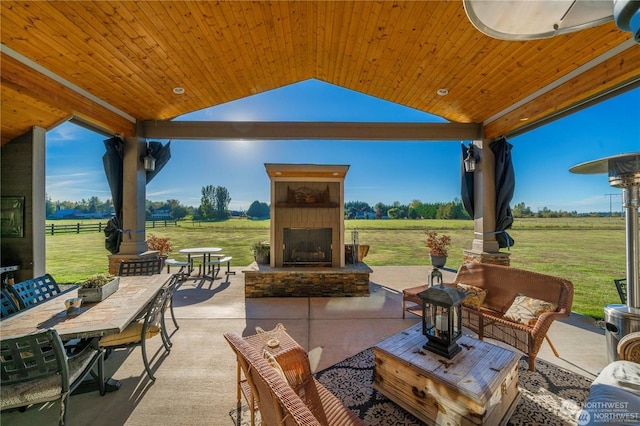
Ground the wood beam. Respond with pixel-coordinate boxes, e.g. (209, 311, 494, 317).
(140, 121, 483, 141)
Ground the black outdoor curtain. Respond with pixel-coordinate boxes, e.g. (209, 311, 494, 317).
(491, 137, 515, 249)
(103, 136, 124, 254)
(102, 138, 171, 254)
(461, 143, 474, 218)
(460, 139, 515, 249)
(145, 141, 171, 183)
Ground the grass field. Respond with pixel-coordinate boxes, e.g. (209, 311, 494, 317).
(45, 217, 628, 319)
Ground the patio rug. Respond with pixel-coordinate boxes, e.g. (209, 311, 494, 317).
(229, 348, 592, 425)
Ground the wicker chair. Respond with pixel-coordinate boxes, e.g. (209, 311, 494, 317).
(618, 331, 640, 363)
(0, 289, 19, 319)
(1, 329, 105, 426)
(99, 286, 171, 381)
(403, 263, 574, 371)
(224, 332, 364, 426)
(7, 274, 63, 309)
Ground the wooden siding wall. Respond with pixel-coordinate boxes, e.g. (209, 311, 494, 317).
(272, 181, 342, 267)
(0, 128, 46, 281)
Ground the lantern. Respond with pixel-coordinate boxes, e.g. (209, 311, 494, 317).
(429, 267, 443, 287)
(418, 284, 466, 359)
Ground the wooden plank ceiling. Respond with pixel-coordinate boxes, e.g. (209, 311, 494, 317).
(1, 1, 639, 145)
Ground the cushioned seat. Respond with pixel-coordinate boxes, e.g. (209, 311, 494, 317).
(99, 285, 171, 381)
(1, 329, 105, 426)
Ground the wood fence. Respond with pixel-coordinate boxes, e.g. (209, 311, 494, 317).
(46, 220, 178, 235)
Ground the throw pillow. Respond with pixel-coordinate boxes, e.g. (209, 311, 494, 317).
(457, 283, 487, 309)
(262, 349, 287, 383)
(503, 294, 557, 327)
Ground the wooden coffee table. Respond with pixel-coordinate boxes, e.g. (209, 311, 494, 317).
(373, 323, 521, 426)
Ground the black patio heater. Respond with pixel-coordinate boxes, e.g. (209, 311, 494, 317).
(570, 153, 640, 362)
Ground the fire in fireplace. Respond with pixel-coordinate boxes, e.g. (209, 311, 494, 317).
(283, 228, 332, 266)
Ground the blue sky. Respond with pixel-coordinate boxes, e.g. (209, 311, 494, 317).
(46, 79, 639, 213)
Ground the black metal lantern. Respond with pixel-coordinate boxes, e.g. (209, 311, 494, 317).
(418, 284, 465, 359)
(429, 267, 442, 287)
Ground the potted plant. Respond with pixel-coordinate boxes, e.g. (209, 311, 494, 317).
(252, 241, 270, 265)
(425, 230, 451, 268)
(77, 273, 120, 303)
(146, 234, 172, 257)
(146, 234, 172, 268)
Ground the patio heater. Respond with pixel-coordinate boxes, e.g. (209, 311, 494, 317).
(570, 153, 640, 362)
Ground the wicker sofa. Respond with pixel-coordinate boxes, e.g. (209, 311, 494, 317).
(224, 332, 363, 426)
(403, 263, 574, 371)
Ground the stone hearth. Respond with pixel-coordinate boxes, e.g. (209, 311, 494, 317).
(243, 262, 372, 297)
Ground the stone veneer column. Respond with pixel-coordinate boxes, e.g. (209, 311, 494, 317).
(466, 139, 510, 266)
(118, 137, 148, 256)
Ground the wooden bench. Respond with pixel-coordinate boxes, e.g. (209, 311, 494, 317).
(224, 332, 363, 426)
(403, 263, 574, 371)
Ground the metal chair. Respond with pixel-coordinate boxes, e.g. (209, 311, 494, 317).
(7, 274, 62, 309)
(0, 289, 19, 319)
(118, 258, 162, 276)
(614, 278, 627, 304)
(99, 286, 171, 381)
(162, 274, 181, 333)
(0, 329, 105, 426)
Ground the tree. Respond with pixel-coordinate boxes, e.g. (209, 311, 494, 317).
(387, 207, 401, 218)
(45, 194, 56, 218)
(247, 200, 270, 218)
(199, 185, 215, 220)
(214, 186, 231, 220)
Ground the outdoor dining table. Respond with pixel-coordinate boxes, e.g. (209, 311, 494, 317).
(0, 273, 171, 391)
(0, 273, 171, 340)
(178, 247, 222, 279)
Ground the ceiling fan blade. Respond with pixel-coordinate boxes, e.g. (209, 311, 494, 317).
(463, 0, 614, 40)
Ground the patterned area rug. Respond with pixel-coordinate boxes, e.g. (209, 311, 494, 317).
(230, 348, 592, 425)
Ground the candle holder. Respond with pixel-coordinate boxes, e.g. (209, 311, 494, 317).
(418, 284, 465, 359)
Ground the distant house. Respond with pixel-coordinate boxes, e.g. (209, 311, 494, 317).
(149, 206, 171, 220)
(48, 208, 76, 219)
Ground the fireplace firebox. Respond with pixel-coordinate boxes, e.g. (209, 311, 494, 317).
(283, 228, 332, 266)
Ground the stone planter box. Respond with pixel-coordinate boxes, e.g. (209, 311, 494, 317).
(78, 277, 120, 303)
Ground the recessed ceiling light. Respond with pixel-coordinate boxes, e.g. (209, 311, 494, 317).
(275, 171, 282, 175)
(173, 87, 185, 95)
(437, 88, 449, 96)
(520, 117, 529, 121)
(332, 172, 339, 176)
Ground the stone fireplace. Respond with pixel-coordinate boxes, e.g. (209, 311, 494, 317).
(267, 163, 348, 268)
(243, 163, 371, 297)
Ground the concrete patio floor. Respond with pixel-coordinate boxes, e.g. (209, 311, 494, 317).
(1, 265, 608, 426)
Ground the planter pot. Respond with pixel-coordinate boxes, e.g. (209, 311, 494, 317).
(255, 254, 270, 265)
(78, 277, 120, 303)
(429, 254, 447, 268)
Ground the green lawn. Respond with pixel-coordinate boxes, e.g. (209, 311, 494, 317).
(46, 217, 627, 319)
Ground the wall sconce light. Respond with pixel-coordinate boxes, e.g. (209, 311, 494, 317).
(464, 144, 477, 173)
(141, 146, 156, 172)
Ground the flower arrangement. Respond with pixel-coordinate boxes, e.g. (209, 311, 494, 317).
(425, 230, 452, 257)
(146, 234, 172, 256)
(79, 273, 115, 288)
